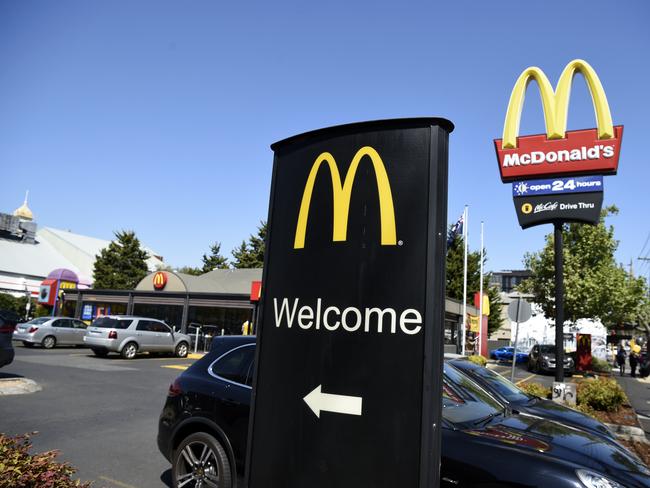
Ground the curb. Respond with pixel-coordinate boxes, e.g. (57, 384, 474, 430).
(0, 378, 42, 396)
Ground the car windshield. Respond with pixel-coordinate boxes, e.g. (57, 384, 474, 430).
(540, 345, 556, 354)
(25, 317, 50, 325)
(442, 363, 504, 427)
(91, 317, 132, 329)
(463, 364, 529, 403)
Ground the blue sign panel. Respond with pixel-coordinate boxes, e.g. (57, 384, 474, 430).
(82, 304, 93, 320)
(512, 176, 603, 197)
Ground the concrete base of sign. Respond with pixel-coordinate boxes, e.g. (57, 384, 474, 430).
(0, 377, 41, 395)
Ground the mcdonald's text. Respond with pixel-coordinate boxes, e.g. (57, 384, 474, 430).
(496, 126, 622, 182)
(273, 297, 422, 335)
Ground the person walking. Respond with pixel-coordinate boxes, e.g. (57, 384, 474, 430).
(616, 346, 627, 376)
(629, 350, 639, 378)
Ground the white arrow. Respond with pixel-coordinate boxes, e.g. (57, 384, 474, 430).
(303, 385, 363, 418)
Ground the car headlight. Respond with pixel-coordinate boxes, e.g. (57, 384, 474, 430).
(576, 469, 625, 488)
(542, 355, 549, 360)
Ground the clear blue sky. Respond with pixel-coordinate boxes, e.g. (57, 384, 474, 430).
(2, 0, 649, 275)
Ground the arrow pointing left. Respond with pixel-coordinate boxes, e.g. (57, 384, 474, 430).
(303, 385, 363, 419)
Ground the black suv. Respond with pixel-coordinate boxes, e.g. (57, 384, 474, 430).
(158, 336, 650, 488)
(0, 310, 20, 368)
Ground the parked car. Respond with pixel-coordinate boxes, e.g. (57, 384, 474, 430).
(528, 344, 575, 374)
(490, 346, 528, 363)
(84, 315, 190, 359)
(448, 356, 616, 442)
(157, 336, 650, 488)
(0, 310, 20, 368)
(13, 316, 89, 348)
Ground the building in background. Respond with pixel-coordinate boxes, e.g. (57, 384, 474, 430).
(489, 269, 531, 293)
(0, 197, 164, 298)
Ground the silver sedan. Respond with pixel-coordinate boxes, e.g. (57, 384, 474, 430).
(13, 317, 88, 348)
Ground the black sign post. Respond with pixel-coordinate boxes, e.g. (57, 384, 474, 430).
(245, 118, 453, 488)
(554, 223, 565, 383)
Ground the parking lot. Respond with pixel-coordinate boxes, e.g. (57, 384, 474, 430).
(0, 344, 606, 488)
(0, 344, 194, 488)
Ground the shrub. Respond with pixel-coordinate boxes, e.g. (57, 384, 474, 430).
(467, 355, 488, 367)
(575, 403, 598, 418)
(577, 378, 626, 412)
(0, 432, 91, 488)
(518, 382, 551, 399)
(590, 357, 612, 373)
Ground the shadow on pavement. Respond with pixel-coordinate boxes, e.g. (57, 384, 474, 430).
(0, 371, 24, 379)
(160, 468, 172, 487)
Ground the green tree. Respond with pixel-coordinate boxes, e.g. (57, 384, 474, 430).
(0, 293, 28, 317)
(520, 206, 648, 326)
(177, 266, 203, 276)
(201, 242, 230, 272)
(93, 231, 149, 289)
(446, 234, 504, 335)
(232, 221, 267, 268)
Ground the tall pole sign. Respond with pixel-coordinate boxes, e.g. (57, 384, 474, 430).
(246, 118, 453, 488)
(494, 59, 622, 383)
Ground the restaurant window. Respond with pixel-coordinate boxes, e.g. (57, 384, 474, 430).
(82, 302, 128, 320)
(132, 304, 183, 330)
(188, 306, 253, 335)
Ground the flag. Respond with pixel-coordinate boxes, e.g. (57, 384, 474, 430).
(447, 213, 464, 246)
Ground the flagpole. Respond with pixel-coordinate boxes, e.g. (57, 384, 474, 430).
(462, 205, 468, 356)
(479, 221, 484, 357)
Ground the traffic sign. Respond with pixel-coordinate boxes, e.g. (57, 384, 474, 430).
(246, 118, 453, 488)
(507, 298, 531, 323)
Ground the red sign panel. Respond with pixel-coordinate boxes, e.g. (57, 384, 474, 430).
(153, 272, 168, 290)
(576, 333, 592, 372)
(250, 280, 262, 302)
(495, 126, 623, 183)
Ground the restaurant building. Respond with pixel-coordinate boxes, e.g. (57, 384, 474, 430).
(63, 268, 478, 350)
(63, 269, 262, 335)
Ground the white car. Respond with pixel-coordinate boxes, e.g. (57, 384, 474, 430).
(84, 315, 190, 359)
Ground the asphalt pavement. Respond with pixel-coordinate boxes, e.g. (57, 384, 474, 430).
(0, 344, 193, 488)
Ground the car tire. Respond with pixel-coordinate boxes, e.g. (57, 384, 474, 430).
(41, 335, 56, 349)
(175, 341, 189, 358)
(121, 342, 138, 359)
(22, 341, 34, 348)
(172, 432, 232, 488)
(92, 348, 109, 357)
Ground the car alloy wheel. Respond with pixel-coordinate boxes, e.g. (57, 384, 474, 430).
(172, 432, 231, 488)
(176, 342, 189, 358)
(121, 342, 137, 359)
(42, 336, 56, 349)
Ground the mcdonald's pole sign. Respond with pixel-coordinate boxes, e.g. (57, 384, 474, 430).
(495, 59, 622, 183)
(495, 60, 621, 384)
(246, 118, 453, 488)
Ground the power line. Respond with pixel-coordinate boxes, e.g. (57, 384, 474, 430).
(640, 231, 650, 258)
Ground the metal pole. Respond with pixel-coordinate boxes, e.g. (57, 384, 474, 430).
(479, 221, 484, 357)
(554, 222, 565, 383)
(510, 296, 521, 383)
(461, 205, 469, 355)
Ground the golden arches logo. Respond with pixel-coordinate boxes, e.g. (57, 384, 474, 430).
(502, 59, 613, 149)
(153, 272, 167, 290)
(294, 146, 396, 249)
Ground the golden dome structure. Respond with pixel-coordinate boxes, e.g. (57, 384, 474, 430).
(13, 191, 33, 221)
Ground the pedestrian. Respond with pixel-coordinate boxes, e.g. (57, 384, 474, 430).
(616, 346, 626, 376)
(241, 320, 250, 336)
(629, 350, 639, 378)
